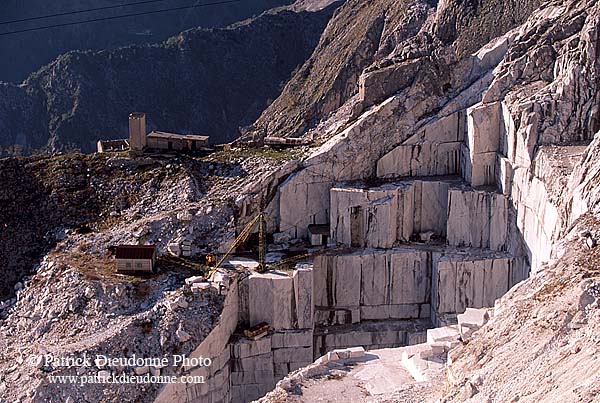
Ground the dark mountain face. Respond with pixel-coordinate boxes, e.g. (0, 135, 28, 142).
(0, 4, 339, 154)
(0, 0, 293, 83)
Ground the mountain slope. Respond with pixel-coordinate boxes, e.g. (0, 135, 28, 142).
(244, 0, 545, 141)
(0, 4, 339, 153)
(0, 0, 293, 83)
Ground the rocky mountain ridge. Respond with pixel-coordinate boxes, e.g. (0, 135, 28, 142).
(244, 0, 547, 142)
(0, 0, 294, 83)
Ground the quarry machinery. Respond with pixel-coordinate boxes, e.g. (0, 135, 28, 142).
(208, 205, 331, 277)
(213, 211, 267, 273)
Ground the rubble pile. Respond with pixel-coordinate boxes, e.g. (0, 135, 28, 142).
(0, 255, 224, 403)
(442, 215, 600, 403)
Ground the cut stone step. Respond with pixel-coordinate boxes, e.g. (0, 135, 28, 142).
(402, 354, 445, 383)
(426, 325, 460, 344)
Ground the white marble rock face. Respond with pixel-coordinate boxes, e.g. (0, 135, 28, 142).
(278, 168, 332, 240)
(247, 272, 295, 330)
(446, 189, 509, 251)
(432, 256, 521, 315)
(313, 249, 431, 324)
(293, 267, 314, 329)
(330, 181, 449, 248)
(376, 111, 465, 179)
(377, 141, 463, 178)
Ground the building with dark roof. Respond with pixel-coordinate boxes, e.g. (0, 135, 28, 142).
(115, 245, 157, 273)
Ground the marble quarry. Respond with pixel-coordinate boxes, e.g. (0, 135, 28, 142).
(151, 96, 586, 402)
(156, 86, 584, 403)
(175, 94, 570, 402)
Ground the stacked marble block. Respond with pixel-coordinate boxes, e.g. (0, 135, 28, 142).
(376, 102, 504, 188)
(446, 189, 510, 251)
(330, 180, 450, 248)
(313, 248, 432, 326)
(230, 331, 313, 402)
(330, 181, 512, 253)
(461, 102, 502, 186)
(312, 247, 527, 329)
(232, 268, 314, 402)
(183, 348, 231, 403)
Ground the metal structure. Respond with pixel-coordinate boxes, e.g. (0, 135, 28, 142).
(214, 212, 266, 271)
(209, 203, 330, 276)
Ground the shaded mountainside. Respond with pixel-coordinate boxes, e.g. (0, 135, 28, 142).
(0, 154, 158, 299)
(0, 0, 293, 83)
(0, 4, 339, 153)
(434, 0, 543, 57)
(245, 0, 428, 140)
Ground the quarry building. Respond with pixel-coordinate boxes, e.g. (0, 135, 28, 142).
(97, 113, 210, 154)
(115, 245, 157, 273)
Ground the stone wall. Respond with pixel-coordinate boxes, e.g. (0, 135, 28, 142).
(313, 320, 430, 359)
(155, 281, 240, 403)
(153, 266, 316, 403)
(314, 247, 529, 330)
(313, 249, 432, 326)
(377, 112, 465, 178)
(230, 330, 313, 402)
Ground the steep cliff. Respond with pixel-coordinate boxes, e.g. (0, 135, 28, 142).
(245, 0, 550, 141)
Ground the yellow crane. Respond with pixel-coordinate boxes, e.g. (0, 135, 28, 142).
(207, 207, 331, 278)
(211, 211, 267, 274)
